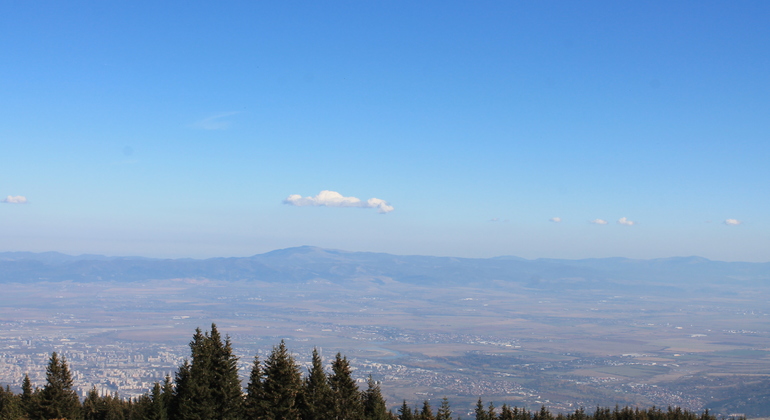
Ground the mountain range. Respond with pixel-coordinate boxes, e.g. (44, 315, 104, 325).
(1, 246, 769, 295)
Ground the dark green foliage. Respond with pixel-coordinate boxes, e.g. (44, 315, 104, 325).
(398, 401, 414, 420)
(172, 324, 243, 420)
(82, 387, 129, 420)
(436, 398, 452, 420)
(149, 381, 169, 420)
(20, 374, 35, 416)
(0, 385, 23, 420)
(363, 376, 389, 420)
(260, 340, 303, 420)
(475, 399, 489, 420)
(419, 401, 435, 420)
(329, 352, 363, 420)
(37, 352, 80, 420)
(487, 403, 498, 420)
(300, 348, 333, 420)
(244, 356, 264, 420)
(83, 387, 101, 420)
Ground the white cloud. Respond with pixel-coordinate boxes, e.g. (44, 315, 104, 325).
(2, 195, 27, 204)
(617, 217, 636, 226)
(590, 218, 608, 225)
(549, 217, 562, 223)
(724, 219, 741, 226)
(284, 190, 394, 214)
(192, 112, 240, 130)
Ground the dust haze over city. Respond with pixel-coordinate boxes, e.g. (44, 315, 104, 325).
(1, 2, 769, 418)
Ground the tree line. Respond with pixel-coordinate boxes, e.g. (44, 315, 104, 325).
(0, 324, 737, 420)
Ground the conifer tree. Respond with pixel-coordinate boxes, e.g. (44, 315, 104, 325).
(0, 385, 23, 420)
(170, 359, 192, 420)
(261, 340, 303, 420)
(475, 399, 489, 420)
(82, 387, 101, 420)
(499, 404, 513, 420)
(149, 381, 168, 420)
(208, 326, 243, 420)
(329, 353, 363, 420)
(398, 401, 413, 420)
(300, 348, 333, 420)
(419, 401, 435, 420)
(38, 352, 80, 420)
(487, 402, 498, 420)
(172, 324, 242, 420)
(533, 406, 550, 420)
(132, 392, 154, 420)
(161, 375, 173, 419)
(362, 376, 388, 420)
(244, 356, 264, 420)
(436, 398, 451, 420)
(20, 374, 36, 419)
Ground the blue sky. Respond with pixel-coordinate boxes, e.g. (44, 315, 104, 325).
(1, 1, 768, 261)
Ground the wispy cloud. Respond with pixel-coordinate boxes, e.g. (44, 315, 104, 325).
(724, 219, 741, 226)
(2, 195, 27, 204)
(549, 217, 562, 223)
(192, 112, 240, 130)
(590, 218, 608, 225)
(617, 217, 636, 226)
(489, 218, 509, 223)
(284, 190, 394, 214)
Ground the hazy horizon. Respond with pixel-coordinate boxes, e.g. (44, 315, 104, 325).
(1, 244, 769, 264)
(2, 2, 768, 261)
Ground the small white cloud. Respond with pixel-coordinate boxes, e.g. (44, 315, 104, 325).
(724, 219, 741, 226)
(192, 112, 240, 130)
(284, 190, 394, 214)
(617, 217, 636, 226)
(549, 217, 562, 223)
(591, 218, 608, 225)
(2, 195, 27, 204)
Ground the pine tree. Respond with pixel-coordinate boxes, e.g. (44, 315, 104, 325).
(172, 324, 243, 420)
(82, 387, 101, 420)
(436, 398, 452, 420)
(208, 326, 243, 420)
(149, 381, 168, 420)
(0, 385, 23, 420)
(329, 353, 363, 420)
(161, 375, 173, 419)
(398, 401, 413, 420)
(20, 374, 36, 419)
(419, 401, 435, 420)
(300, 348, 333, 420)
(362, 376, 388, 420)
(132, 392, 154, 420)
(244, 356, 264, 420)
(533, 406, 550, 420)
(170, 359, 193, 420)
(104, 392, 125, 420)
(499, 405, 513, 420)
(487, 402, 498, 420)
(475, 399, 489, 420)
(38, 352, 80, 420)
(261, 340, 303, 420)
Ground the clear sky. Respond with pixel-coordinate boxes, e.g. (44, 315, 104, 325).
(1, 1, 768, 261)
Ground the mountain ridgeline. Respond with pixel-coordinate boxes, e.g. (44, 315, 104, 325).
(1, 247, 769, 294)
